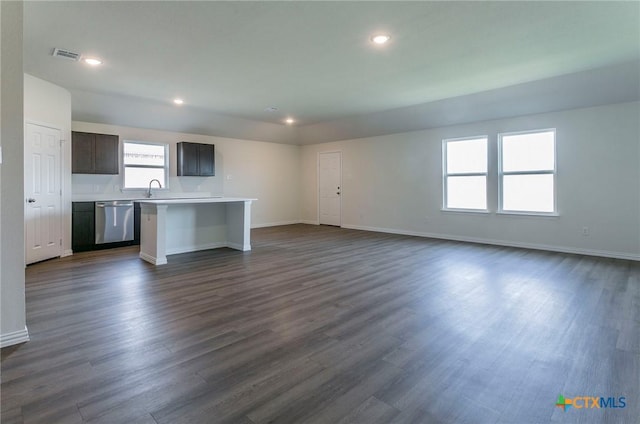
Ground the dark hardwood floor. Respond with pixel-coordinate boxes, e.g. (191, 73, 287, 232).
(1, 224, 638, 423)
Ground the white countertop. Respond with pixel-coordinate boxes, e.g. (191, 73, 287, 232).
(137, 197, 257, 205)
(72, 193, 218, 202)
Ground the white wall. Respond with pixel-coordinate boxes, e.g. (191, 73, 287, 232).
(71, 122, 300, 228)
(1, 1, 28, 347)
(24, 74, 73, 256)
(300, 102, 640, 260)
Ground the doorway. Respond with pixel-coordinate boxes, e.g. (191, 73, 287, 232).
(25, 123, 62, 264)
(318, 151, 341, 226)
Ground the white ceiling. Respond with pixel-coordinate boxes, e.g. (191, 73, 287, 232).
(23, 1, 640, 144)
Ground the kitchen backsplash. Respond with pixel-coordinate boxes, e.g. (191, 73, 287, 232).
(72, 174, 224, 200)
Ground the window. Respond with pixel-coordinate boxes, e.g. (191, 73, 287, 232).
(443, 136, 488, 211)
(122, 140, 169, 189)
(499, 129, 556, 214)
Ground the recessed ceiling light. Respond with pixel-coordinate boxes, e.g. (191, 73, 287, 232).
(83, 57, 103, 66)
(285, 118, 295, 125)
(173, 98, 184, 105)
(371, 34, 391, 45)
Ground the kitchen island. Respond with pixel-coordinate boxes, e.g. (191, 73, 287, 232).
(137, 197, 256, 265)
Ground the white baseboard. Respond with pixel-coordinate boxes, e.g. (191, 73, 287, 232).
(139, 251, 167, 265)
(227, 242, 251, 251)
(341, 224, 640, 261)
(252, 220, 302, 229)
(0, 326, 30, 348)
(166, 242, 227, 256)
(299, 220, 319, 225)
(250, 220, 319, 228)
(143, 241, 251, 265)
(61, 249, 73, 257)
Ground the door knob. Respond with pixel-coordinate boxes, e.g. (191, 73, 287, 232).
(27, 198, 36, 203)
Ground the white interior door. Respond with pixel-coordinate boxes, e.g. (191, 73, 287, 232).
(25, 123, 62, 264)
(319, 151, 341, 226)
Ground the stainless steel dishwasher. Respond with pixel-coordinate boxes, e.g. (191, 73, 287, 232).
(95, 201, 134, 244)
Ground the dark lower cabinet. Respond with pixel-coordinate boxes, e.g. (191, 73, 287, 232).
(72, 201, 141, 252)
(72, 202, 95, 252)
(177, 142, 215, 176)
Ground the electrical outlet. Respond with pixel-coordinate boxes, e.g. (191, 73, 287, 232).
(582, 226, 590, 236)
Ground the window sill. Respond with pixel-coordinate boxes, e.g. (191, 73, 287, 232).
(496, 211, 559, 217)
(441, 208, 490, 215)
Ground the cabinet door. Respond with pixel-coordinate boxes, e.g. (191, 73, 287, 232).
(177, 142, 200, 176)
(72, 202, 95, 251)
(72, 132, 95, 174)
(94, 134, 119, 174)
(198, 144, 215, 176)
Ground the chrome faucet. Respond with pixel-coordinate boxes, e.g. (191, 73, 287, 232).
(147, 179, 162, 198)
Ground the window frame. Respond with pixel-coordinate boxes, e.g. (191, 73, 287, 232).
(121, 139, 170, 191)
(498, 128, 557, 216)
(442, 135, 489, 213)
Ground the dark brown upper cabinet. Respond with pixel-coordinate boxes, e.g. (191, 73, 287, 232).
(72, 131, 119, 174)
(177, 142, 215, 176)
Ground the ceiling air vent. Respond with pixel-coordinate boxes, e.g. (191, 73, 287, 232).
(52, 48, 81, 61)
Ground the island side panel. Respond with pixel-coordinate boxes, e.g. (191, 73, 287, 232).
(226, 200, 252, 251)
(164, 203, 228, 255)
(139, 203, 168, 265)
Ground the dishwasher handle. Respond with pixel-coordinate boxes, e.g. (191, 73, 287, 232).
(96, 202, 134, 208)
